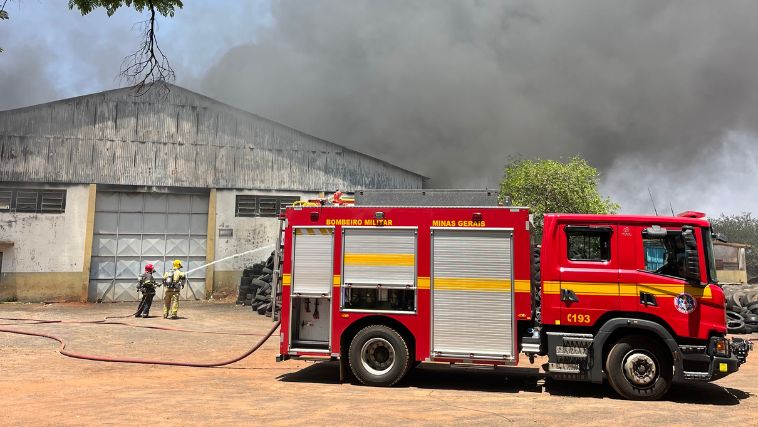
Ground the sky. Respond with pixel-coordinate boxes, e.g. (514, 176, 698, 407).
(1, 1, 757, 217)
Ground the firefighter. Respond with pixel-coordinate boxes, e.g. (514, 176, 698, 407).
(162, 259, 187, 319)
(135, 264, 160, 318)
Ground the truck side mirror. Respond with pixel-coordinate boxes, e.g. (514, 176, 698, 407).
(681, 226, 701, 285)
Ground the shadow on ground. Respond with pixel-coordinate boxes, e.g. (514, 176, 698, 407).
(278, 362, 752, 405)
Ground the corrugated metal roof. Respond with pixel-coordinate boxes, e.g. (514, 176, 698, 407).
(0, 84, 424, 191)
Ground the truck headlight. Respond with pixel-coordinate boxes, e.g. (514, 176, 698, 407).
(712, 337, 730, 357)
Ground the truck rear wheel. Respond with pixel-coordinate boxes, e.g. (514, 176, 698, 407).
(348, 325, 410, 387)
(606, 335, 673, 400)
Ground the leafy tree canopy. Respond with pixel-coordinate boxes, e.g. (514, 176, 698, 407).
(500, 156, 619, 229)
(68, 0, 183, 17)
(709, 213, 758, 277)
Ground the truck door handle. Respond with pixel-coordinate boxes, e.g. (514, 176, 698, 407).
(640, 291, 658, 306)
(561, 288, 579, 303)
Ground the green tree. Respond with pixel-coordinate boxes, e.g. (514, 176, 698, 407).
(709, 213, 758, 278)
(2, 0, 183, 93)
(500, 156, 619, 229)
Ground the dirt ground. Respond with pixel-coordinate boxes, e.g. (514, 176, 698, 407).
(0, 301, 755, 426)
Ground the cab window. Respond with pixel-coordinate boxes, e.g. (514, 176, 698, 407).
(566, 227, 611, 261)
(642, 230, 686, 279)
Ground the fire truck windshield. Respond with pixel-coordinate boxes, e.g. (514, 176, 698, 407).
(702, 227, 718, 283)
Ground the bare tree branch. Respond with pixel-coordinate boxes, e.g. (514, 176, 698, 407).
(0, 0, 11, 53)
(118, 1, 174, 97)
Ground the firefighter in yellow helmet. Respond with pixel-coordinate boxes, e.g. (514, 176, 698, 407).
(162, 259, 187, 319)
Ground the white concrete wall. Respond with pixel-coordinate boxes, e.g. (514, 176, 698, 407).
(213, 189, 320, 292)
(0, 184, 89, 272)
(0, 184, 90, 301)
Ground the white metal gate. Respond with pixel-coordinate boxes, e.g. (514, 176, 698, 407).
(431, 229, 515, 360)
(88, 191, 209, 302)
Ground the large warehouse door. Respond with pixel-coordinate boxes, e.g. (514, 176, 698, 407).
(89, 191, 209, 302)
(431, 229, 514, 361)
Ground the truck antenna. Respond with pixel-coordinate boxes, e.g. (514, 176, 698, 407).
(669, 201, 675, 216)
(648, 187, 659, 216)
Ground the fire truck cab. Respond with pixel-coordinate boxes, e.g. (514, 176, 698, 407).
(275, 203, 751, 400)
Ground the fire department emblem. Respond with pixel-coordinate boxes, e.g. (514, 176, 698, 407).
(674, 293, 697, 314)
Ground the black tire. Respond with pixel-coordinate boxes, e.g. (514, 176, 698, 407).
(748, 301, 758, 315)
(262, 267, 273, 274)
(605, 335, 673, 400)
(728, 322, 747, 334)
(348, 325, 410, 387)
(530, 246, 541, 317)
(732, 292, 748, 308)
(257, 303, 269, 315)
(240, 276, 253, 287)
(252, 263, 265, 275)
(727, 311, 744, 322)
(745, 314, 758, 324)
(250, 278, 268, 289)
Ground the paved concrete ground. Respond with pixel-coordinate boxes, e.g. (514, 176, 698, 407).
(0, 301, 755, 426)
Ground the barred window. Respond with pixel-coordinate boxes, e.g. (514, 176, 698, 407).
(566, 227, 611, 261)
(0, 188, 66, 214)
(235, 195, 300, 217)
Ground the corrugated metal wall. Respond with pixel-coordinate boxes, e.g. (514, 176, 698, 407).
(0, 85, 423, 190)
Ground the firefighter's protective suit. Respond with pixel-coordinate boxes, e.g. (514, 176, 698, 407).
(163, 260, 187, 319)
(135, 264, 159, 318)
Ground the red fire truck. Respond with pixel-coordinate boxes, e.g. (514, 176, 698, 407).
(273, 201, 751, 400)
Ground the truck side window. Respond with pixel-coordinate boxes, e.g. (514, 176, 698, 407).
(566, 229, 611, 261)
(643, 231, 686, 279)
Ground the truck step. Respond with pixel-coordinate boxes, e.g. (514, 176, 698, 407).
(556, 353, 588, 361)
(548, 363, 581, 374)
(555, 346, 589, 358)
(521, 342, 541, 354)
(683, 371, 712, 381)
(562, 337, 594, 348)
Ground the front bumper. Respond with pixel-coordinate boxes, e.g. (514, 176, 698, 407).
(708, 354, 741, 381)
(679, 338, 752, 381)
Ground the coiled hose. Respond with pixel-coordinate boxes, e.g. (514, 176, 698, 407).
(0, 315, 280, 368)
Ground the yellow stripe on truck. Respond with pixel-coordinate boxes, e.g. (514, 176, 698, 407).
(543, 280, 711, 298)
(343, 253, 415, 267)
(282, 274, 291, 285)
(434, 277, 511, 292)
(514, 280, 531, 293)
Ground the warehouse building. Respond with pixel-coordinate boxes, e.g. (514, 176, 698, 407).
(0, 84, 423, 303)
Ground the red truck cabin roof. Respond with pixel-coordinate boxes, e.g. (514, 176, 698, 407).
(544, 213, 711, 228)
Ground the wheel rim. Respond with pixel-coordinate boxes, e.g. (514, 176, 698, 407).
(622, 350, 659, 388)
(360, 337, 396, 375)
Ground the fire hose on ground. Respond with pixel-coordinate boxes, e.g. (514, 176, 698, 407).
(0, 314, 281, 368)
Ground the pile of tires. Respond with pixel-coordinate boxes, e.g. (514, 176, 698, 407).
(723, 284, 758, 334)
(236, 251, 281, 318)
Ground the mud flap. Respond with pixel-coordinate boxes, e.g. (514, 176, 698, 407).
(339, 356, 348, 383)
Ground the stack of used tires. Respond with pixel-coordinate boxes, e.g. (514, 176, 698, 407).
(723, 284, 758, 335)
(236, 251, 281, 318)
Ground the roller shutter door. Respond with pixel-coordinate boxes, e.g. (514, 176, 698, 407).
(292, 228, 334, 296)
(88, 191, 209, 302)
(432, 229, 514, 360)
(343, 228, 416, 288)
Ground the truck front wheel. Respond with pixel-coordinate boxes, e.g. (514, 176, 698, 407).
(348, 325, 410, 386)
(606, 335, 673, 400)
